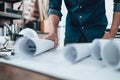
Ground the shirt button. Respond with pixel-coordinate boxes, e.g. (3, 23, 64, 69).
(80, 6, 82, 8)
(80, 16, 82, 18)
(82, 27, 84, 29)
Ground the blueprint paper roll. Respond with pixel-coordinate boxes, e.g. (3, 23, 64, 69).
(14, 37, 54, 56)
(0, 36, 7, 45)
(90, 39, 101, 60)
(101, 39, 120, 70)
(19, 28, 38, 38)
(90, 39, 112, 60)
(64, 43, 91, 63)
(0, 36, 8, 48)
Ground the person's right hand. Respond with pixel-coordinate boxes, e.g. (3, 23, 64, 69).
(44, 33, 58, 48)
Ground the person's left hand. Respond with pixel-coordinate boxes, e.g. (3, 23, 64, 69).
(102, 32, 116, 39)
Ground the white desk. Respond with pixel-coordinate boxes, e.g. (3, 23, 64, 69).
(0, 49, 120, 80)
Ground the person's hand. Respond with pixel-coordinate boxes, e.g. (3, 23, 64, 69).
(44, 33, 58, 48)
(102, 31, 116, 39)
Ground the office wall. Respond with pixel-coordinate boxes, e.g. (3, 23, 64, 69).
(105, 0, 113, 28)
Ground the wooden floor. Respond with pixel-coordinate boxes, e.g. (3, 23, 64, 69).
(0, 63, 61, 80)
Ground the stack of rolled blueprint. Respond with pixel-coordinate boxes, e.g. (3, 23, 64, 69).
(63, 39, 120, 70)
(14, 28, 54, 57)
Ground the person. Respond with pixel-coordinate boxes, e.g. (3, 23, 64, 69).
(45, 0, 120, 47)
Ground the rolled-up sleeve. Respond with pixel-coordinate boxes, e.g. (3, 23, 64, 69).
(48, 0, 62, 20)
(114, 0, 120, 12)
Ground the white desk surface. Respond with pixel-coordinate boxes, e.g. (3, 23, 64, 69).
(0, 49, 120, 80)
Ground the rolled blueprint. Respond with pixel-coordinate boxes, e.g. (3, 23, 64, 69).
(63, 43, 91, 63)
(19, 28, 38, 38)
(90, 39, 112, 60)
(14, 37, 54, 56)
(0, 36, 7, 44)
(101, 39, 120, 70)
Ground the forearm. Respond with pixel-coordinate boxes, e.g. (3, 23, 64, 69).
(45, 0, 62, 47)
(110, 12, 120, 36)
(49, 14, 60, 34)
(45, 14, 60, 47)
(102, 2, 120, 39)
